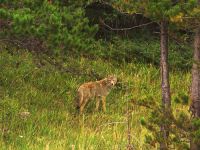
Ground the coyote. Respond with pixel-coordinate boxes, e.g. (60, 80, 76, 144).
(76, 75, 117, 113)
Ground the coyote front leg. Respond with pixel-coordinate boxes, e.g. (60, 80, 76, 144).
(95, 97, 100, 111)
(102, 96, 106, 112)
(80, 97, 88, 114)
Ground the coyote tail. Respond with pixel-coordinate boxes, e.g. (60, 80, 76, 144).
(75, 91, 83, 110)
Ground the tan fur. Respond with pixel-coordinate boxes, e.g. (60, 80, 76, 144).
(76, 75, 117, 113)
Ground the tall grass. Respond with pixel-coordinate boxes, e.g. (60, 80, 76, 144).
(0, 39, 192, 150)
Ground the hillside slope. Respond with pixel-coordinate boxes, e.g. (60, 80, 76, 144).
(0, 42, 191, 149)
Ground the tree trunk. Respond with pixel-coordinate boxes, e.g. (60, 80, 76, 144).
(190, 27, 200, 150)
(160, 20, 171, 150)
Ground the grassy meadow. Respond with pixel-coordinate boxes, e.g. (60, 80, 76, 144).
(0, 39, 192, 150)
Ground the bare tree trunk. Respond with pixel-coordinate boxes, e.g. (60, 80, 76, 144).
(190, 27, 200, 150)
(160, 20, 171, 150)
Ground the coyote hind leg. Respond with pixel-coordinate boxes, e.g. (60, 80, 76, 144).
(76, 91, 84, 112)
(79, 97, 88, 114)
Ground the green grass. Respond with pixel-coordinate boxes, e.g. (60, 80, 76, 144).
(0, 41, 192, 150)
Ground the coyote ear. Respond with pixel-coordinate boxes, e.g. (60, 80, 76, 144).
(107, 75, 114, 78)
(108, 75, 117, 79)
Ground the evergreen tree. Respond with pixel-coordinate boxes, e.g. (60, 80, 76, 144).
(189, 1, 200, 149)
(109, 0, 199, 149)
(0, 0, 98, 55)
(170, 1, 200, 148)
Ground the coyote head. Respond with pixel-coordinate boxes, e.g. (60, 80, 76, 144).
(105, 75, 117, 87)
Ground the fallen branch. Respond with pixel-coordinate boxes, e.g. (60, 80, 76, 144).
(95, 121, 127, 133)
(99, 18, 156, 31)
(98, 121, 127, 128)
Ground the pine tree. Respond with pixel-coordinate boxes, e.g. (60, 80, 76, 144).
(190, 1, 200, 149)
(109, 0, 199, 149)
(0, 0, 98, 54)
